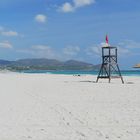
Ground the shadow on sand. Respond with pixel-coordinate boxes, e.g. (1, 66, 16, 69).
(79, 80, 96, 83)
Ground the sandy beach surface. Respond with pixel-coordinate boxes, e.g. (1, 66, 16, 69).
(0, 73, 140, 140)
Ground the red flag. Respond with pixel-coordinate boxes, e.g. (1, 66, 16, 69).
(106, 35, 109, 44)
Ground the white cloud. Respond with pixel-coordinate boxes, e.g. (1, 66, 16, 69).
(32, 45, 54, 57)
(118, 40, 140, 49)
(16, 49, 34, 55)
(35, 14, 47, 23)
(32, 45, 51, 50)
(117, 47, 130, 55)
(74, 0, 95, 7)
(0, 41, 13, 49)
(18, 45, 55, 58)
(59, 0, 95, 13)
(1, 31, 18, 37)
(117, 40, 140, 56)
(63, 46, 80, 56)
(32, 45, 55, 58)
(0, 26, 4, 31)
(60, 2, 74, 13)
(0, 26, 19, 37)
(86, 45, 101, 57)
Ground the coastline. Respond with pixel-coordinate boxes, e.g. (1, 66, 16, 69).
(2, 69, 140, 77)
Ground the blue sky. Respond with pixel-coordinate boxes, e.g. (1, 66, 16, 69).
(0, 0, 140, 69)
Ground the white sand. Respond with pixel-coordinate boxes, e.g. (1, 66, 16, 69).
(0, 73, 140, 140)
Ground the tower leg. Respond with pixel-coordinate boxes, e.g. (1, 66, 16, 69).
(109, 77, 111, 83)
(108, 63, 111, 83)
(96, 64, 103, 83)
(96, 77, 99, 83)
(116, 64, 124, 84)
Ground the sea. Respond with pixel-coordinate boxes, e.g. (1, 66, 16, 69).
(19, 70, 140, 76)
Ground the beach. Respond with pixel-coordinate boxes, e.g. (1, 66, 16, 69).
(0, 73, 140, 140)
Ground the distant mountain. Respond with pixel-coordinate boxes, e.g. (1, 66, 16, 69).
(0, 59, 13, 65)
(14, 58, 62, 66)
(0, 58, 100, 71)
(64, 60, 93, 67)
(63, 60, 94, 70)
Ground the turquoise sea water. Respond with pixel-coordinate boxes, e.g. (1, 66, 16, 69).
(20, 70, 140, 76)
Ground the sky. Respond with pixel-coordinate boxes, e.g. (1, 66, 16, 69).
(0, 0, 140, 69)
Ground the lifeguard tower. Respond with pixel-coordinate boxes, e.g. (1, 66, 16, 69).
(96, 36, 124, 83)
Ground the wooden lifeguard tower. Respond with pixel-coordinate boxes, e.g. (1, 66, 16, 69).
(96, 36, 124, 83)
